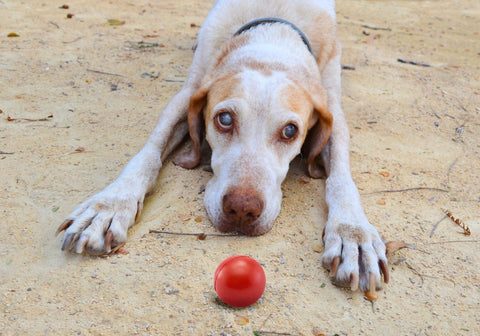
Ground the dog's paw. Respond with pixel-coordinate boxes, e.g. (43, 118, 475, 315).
(322, 217, 388, 293)
(56, 183, 144, 255)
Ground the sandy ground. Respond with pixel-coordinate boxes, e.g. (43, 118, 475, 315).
(1, 0, 479, 335)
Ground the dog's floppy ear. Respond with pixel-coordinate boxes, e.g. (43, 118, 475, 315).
(173, 85, 210, 169)
(303, 87, 333, 178)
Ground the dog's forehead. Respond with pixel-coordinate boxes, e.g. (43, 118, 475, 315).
(239, 69, 314, 123)
(209, 68, 311, 116)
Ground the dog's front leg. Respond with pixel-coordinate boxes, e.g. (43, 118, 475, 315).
(320, 55, 388, 293)
(56, 86, 195, 254)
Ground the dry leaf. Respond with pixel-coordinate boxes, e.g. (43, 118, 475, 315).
(8, 32, 19, 37)
(195, 216, 202, 223)
(105, 19, 126, 26)
(109, 243, 129, 256)
(312, 244, 323, 253)
(74, 147, 85, 153)
(179, 214, 191, 221)
(116, 247, 129, 255)
(377, 199, 386, 205)
(235, 315, 249, 326)
(364, 33, 381, 44)
(379, 171, 390, 177)
(312, 327, 325, 336)
(443, 209, 471, 236)
(385, 241, 415, 256)
(365, 290, 378, 301)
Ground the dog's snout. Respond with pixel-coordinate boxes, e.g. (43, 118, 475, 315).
(222, 188, 264, 227)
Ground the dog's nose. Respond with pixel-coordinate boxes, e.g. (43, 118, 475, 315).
(222, 188, 264, 227)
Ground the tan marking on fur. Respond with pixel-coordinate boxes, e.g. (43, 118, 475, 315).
(242, 59, 290, 76)
(204, 73, 243, 122)
(280, 84, 314, 140)
(306, 12, 339, 71)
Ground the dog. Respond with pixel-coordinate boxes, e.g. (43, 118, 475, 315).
(57, 0, 389, 293)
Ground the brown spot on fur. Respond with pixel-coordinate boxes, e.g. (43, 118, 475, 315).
(281, 84, 314, 121)
(337, 224, 369, 244)
(242, 59, 290, 76)
(280, 81, 332, 179)
(173, 86, 209, 169)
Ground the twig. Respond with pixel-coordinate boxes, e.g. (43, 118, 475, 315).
(49, 21, 59, 29)
(446, 158, 458, 177)
(148, 230, 240, 238)
(254, 331, 298, 336)
(125, 41, 161, 49)
(397, 58, 431, 67)
(405, 262, 424, 285)
(361, 24, 392, 31)
(7, 115, 53, 122)
(430, 215, 447, 238)
(259, 313, 273, 330)
(365, 187, 449, 195)
(341, 64, 356, 70)
(428, 240, 479, 244)
(0, 151, 14, 155)
(63, 37, 82, 44)
(86, 68, 125, 77)
(164, 79, 185, 82)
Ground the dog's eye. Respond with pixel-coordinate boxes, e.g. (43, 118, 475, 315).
(282, 123, 298, 139)
(216, 112, 234, 130)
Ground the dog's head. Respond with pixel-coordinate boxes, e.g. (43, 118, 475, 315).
(174, 56, 332, 235)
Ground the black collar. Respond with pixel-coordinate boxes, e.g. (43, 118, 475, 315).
(233, 17, 313, 55)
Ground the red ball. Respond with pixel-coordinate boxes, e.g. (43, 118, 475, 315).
(214, 255, 266, 307)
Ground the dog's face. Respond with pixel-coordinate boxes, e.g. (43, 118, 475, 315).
(175, 65, 332, 235)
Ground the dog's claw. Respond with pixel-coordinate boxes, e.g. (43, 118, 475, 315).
(104, 230, 114, 253)
(329, 256, 340, 277)
(135, 201, 143, 221)
(56, 219, 73, 236)
(380, 259, 389, 283)
(61, 233, 74, 251)
(365, 273, 378, 301)
(350, 273, 359, 291)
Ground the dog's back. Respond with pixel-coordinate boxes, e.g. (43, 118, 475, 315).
(196, 0, 338, 73)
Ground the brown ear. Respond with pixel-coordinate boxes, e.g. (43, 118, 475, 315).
(304, 89, 333, 179)
(173, 86, 209, 169)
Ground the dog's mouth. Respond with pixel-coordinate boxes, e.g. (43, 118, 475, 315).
(216, 217, 273, 236)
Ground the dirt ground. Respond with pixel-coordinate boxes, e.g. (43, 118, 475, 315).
(1, 0, 479, 335)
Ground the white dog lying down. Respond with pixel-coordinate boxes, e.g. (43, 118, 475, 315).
(57, 0, 389, 293)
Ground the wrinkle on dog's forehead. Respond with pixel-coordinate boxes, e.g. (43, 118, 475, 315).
(238, 70, 288, 114)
